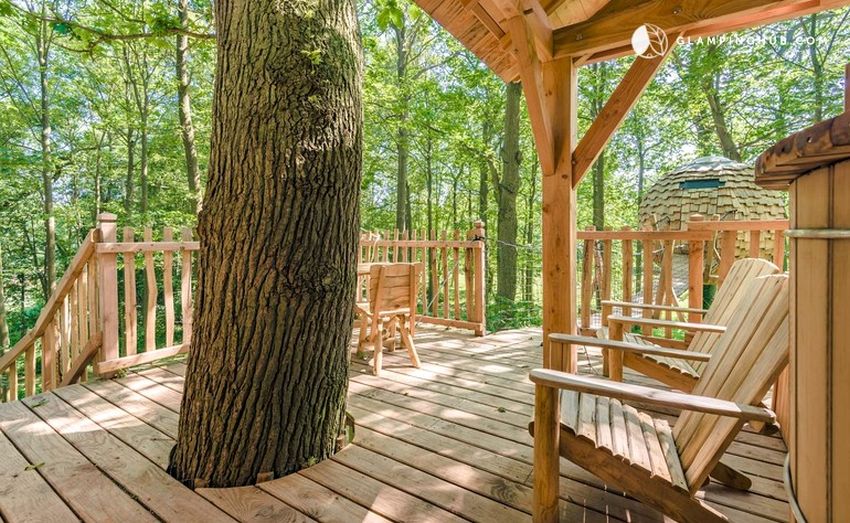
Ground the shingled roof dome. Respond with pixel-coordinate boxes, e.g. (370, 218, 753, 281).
(639, 156, 786, 227)
(639, 156, 787, 255)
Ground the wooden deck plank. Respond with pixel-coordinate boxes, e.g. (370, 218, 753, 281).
(0, 398, 156, 522)
(197, 485, 316, 523)
(339, 443, 534, 522)
(115, 372, 183, 412)
(52, 384, 174, 469)
(21, 392, 233, 522)
(349, 364, 789, 521)
(0, 326, 789, 523)
(259, 473, 392, 523)
(83, 379, 179, 438)
(136, 367, 185, 393)
(0, 426, 78, 523)
(301, 458, 472, 523)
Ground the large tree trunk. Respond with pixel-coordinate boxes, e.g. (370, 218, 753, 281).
(496, 81, 521, 301)
(37, 1, 54, 297)
(177, 0, 202, 215)
(168, 0, 362, 488)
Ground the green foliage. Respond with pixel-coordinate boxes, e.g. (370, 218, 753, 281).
(1, 0, 849, 339)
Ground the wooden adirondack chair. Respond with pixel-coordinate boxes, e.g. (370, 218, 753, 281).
(530, 274, 789, 523)
(587, 258, 780, 391)
(355, 263, 421, 376)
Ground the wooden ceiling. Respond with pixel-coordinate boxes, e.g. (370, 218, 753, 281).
(414, 0, 850, 82)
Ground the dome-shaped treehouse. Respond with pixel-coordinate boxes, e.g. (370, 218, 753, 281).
(639, 156, 787, 255)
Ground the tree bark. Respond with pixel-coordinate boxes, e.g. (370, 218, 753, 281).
(168, 0, 362, 488)
(177, 0, 202, 215)
(496, 81, 521, 301)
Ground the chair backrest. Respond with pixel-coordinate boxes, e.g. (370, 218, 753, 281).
(369, 263, 419, 317)
(673, 274, 789, 493)
(689, 258, 780, 373)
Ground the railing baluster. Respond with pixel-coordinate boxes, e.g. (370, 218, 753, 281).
(181, 228, 194, 346)
(124, 227, 138, 356)
(621, 227, 633, 317)
(24, 345, 35, 396)
(144, 227, 157, 353)
(163, 228, 175, 348)
(581, 227, 594, 330)
(453, 230, 461, 320)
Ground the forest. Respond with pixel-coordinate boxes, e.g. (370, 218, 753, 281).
(1, 0, 849, 351)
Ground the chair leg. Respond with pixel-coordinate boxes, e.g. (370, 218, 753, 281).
(609, 349, 624, 381)
(400, 316, 420, 368)
(710, 461, 752, 491)
(386, 317, 397, 353)
(356, 315, 368, 360)
(372, 322, 383, 376)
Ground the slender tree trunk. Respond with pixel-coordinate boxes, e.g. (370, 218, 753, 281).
(37, 0, 54, 298)
(125, 127, 136, 216)
(94, 131, 106, 220)
(0, 245, 9, 352)
(496, 82, 521, 301)
(705, 80, 740, 161)
(478, 121, 491, 225)
(394, 24, 409, 231)
(177, 0, 202, 215)
(140, 107, 149, 214)
(523, 158, 538, 303)
(168, 0, 362, 488)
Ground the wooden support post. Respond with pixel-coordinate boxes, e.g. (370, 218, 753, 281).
(96, 213, 119, 369)
(772, 229, 785, 269)
(532, 383, 560, 523)
(541, 56, 577, 372)
(468, 220, 487, 336)
(600, 238, 612, 327)
(688, 215, 705, 322)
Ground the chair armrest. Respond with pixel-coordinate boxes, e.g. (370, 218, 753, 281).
(550, 333, 711, 362)
(602, 300, 709, 315)
(608, 315, 726, 333)
(529, 369, 775, 423)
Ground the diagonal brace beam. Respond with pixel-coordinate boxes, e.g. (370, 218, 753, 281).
(571, 35, 679, 187)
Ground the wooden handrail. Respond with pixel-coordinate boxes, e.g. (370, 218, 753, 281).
(686, 219, 790, 232)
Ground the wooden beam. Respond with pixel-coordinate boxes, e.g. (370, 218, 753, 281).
(541, 55, 578, 372)
(571, 35, 677, 186)
(506, 15, 555, 174)
(552, 0, 846, 60)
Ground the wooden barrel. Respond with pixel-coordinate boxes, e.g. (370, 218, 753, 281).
(785, 160, 850, 522)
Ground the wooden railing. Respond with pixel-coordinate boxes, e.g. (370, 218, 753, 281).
(359, 221, 486, 336)
(578, 215, 789, 332)
(1, 228, 102, 401)
(94, 216, 198, 376)
(1, 214, 198, 402)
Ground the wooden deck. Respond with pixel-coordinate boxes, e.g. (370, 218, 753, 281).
(0, 326, 789, 522)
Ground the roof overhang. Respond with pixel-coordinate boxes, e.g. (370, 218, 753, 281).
(414, 0, 850, 81)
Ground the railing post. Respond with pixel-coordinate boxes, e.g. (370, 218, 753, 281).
(580, 227, 594, 331)
(467, 220, 486, 336)
(96, 213, 119, 371)
(687, 214, 705, 322)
